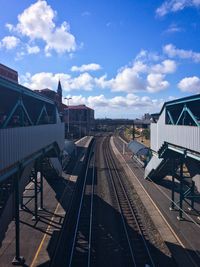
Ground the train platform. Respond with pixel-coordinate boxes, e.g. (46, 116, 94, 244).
(0, 136, 93, 267)
(111, 136, 200, 267)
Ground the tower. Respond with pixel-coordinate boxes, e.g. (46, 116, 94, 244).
(57, 80, 62, 104)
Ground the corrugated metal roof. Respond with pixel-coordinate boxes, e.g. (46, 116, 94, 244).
(128, 140, 149, 156)
(159, 94, 200, 115)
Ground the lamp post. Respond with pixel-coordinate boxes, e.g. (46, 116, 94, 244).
(64, 97, 72, 135)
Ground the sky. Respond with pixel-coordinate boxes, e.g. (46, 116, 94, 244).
(0, 0, 200, 118)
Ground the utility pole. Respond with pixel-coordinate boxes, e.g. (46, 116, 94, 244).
(64, 97, 72, 137)
(132, 120, 135, 140)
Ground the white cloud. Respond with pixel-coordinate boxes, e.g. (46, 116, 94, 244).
(156, 0, 200, 17)
(110, 56, 176, 93)
(135, 49, 161, 62)
(71, 63, 101, 72)
(178, 76, 200, 93)
(151, 59, 177, 74)
(164, 23, 183, 33)
(110, 66, 146, 93)
(20, 48, 177, 94)
(147, 73, 169, 93)
(21, 71, 102, 92)
(163, 44, 200, 62)
(5, 23, 14, 32)
(26, 44, 40, 54)
(6, 0, 76, 55)
(63, 93, 165, 118)
(21, 50, 175, 94)
(0, 36, 20, 50)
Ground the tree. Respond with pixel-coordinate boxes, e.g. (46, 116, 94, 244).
(142, 128, 150, 140)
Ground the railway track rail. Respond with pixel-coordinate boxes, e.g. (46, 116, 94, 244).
(68, 141, 96, 267)
(103, 136, 155, 267)
(49, 139, 95, 267)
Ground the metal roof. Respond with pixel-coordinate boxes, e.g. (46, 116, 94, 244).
(0, 75, 55, 105)
(159, 94, 200, 116)
(128, 140, 149, 156)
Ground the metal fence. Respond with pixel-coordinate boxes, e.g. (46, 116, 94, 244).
(0, 123, 64, 172)
(151, 122, 200, 153)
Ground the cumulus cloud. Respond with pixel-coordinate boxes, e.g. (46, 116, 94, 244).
(0, 36, 20, 50)
(110, 66, 146, 92)
(156, 0, 200, 17)
(110, 57, 176, 93)
(151, 59, 177, 73)
(20, 50, 176, 94)
(147, 73, 169, 93)
(21, 71, 104, 91)
(6, 0, 76, 55)
(163, 44, 200, 62)
(178, 76, 200, 93)
(62, 93, 165, 118)
(71, 63, 101, 72)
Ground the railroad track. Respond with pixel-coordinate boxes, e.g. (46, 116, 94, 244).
(67, 140, 96, 267)
(103, 136, 155, 267)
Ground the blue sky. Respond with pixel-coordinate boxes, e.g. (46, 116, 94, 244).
(1, 0, 200, 118)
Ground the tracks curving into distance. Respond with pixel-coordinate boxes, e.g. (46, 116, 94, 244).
(103, 136, 155, 267)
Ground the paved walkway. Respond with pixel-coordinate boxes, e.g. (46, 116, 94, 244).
(111, 136, 200, 267)
(0, 136, 92, 267)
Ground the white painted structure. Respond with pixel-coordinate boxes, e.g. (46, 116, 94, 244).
(150, 111, 200, 153)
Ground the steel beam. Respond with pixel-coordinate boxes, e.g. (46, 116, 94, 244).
(38, 171, 44, 210)
(12, 167, 25, 265)
(177, 161, 184, 220)
(170, 159, 175, 211)
(32, 169, 38, 221)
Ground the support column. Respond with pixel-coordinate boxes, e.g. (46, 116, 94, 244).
(189, 181, 195, 210)
(177, 161, 184, 220)
(39, 171, 43, 210)
(12, 168, 25, 265)
(170, 159, 175, 211)
(32, 170, 38, 221)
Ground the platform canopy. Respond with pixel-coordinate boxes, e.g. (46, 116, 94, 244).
(128, 140, 149, 157)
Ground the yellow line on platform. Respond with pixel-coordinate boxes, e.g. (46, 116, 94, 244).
(30, 179, 70, 267)
(30, 202, 61, 267)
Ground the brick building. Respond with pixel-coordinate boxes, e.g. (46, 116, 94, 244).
(36, 81, 94, 137)
(63, 104, 94, 137)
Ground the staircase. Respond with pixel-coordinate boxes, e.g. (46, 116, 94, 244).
(144, 154, 173, 181)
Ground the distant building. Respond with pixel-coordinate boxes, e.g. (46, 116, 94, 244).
(63, 104, 94, 137)
(142, 113, 151, 120)
(35, 81, 94, 137)
(34, 81, 63, 113)
(0, 63, 18, 83)
(133, 119, 150, 129)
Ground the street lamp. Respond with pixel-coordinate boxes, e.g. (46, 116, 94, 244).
(64, 97, 72, 135)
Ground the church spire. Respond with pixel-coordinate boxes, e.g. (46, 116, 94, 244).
(57, 80, 62, 104)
